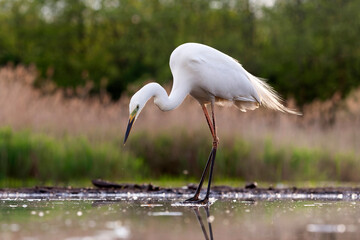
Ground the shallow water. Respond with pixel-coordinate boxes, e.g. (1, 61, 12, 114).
(1, 195, 360, 240)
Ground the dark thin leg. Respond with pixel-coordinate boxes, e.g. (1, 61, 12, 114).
(185, 104, 216, 202)
(186, 102, 218, 203)
(185, 149, 214, 201)
(193, 208, 210, 240)
(204, 206, 214, 240)
(203, 148, 217, 201)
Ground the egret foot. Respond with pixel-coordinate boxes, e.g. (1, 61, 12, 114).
(183, 197, 209, 205)
(196, 198, 209, 205)
(185, 196, 200, 202)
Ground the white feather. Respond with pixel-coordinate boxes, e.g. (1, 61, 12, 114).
(244, 70, 301, 115)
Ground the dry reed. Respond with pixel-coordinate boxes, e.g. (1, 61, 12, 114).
(0, 65, 360, 155)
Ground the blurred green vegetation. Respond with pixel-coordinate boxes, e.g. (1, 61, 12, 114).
(0, 0, 359, 104)
(1, 126, 360, 186)
(0, 127, 147, 184)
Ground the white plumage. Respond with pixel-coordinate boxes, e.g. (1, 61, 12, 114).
(169, 42, 298, 114)
(124, 42, 300, 203)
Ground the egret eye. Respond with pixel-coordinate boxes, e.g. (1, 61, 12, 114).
(136, 105, 139, 110)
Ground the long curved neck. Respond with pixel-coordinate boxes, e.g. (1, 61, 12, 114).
(141, 82, 189, 111)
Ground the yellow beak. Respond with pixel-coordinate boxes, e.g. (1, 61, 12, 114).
(123, 113, 136, 145)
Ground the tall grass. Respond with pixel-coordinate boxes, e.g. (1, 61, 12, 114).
(1, 126, 359, 185)
(0, 127, 146, 184)
(1, 66, 360, 184)
(128, 131, 360, 182)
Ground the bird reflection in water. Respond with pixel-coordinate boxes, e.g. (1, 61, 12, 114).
(92, 199, 216, 239)
(192, 206, 214, 240)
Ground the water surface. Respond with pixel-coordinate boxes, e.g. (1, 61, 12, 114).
(1, 196, 360, 240)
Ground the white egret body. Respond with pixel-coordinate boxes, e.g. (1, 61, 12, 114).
(124, 43, 299, 203)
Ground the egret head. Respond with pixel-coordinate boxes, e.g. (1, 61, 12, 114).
(123, 91, 147, 145)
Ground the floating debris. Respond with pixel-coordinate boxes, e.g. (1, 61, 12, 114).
(207, 215, 215, 223)
(9, 224, 20, 232)
(245, 182, 257, 189)
(171, 198, 217, 207)
(307, 224, 347, 233)
(140, 204, 163, 207)
(148, 211, 183, 216)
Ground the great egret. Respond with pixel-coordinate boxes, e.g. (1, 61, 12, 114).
(124, 42, 300, 203)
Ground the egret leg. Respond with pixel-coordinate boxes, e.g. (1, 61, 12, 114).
(193, 208, 210, 240)
(201, 104, 216, 138)
(185, 104, 215, 202)
(185, 148, 214, 202)
(200, 101, 218, 203)
(185, 102, 219, 204)
(205, 206, 214, 240)
(202, 148, 217, 203)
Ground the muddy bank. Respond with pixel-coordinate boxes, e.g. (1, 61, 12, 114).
(1, 179, 360, 201)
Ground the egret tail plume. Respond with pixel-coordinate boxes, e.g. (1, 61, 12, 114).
(244, 70, 301, 115)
